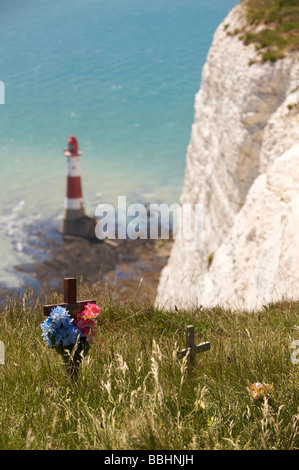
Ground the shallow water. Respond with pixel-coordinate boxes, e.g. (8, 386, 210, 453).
(0, 0, 238, 290)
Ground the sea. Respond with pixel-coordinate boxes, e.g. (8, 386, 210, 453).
(0, 0, 238, 291)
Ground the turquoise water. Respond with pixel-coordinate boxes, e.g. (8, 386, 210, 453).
(0, 0, 238, 289)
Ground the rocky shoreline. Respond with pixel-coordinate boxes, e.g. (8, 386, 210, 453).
(2, 228, 173, 303)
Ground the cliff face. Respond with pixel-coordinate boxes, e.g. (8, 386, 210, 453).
(156, 4, 299, 311)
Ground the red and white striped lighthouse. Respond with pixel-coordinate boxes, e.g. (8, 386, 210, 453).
(61, 134, 98, 240)
(63, 134, 85, 221)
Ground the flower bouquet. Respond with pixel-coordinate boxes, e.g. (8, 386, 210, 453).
(41, 303, 101, 378)
(249, 381, 274, 401)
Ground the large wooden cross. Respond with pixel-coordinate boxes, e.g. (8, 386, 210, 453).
(43, 277, 95, 319)
(177, 325, 210, 361)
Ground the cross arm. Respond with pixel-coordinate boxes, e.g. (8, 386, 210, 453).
(43, 299, 96, 317)
(194, 341, 211, 354)
(177, 341, 210, 359)
(43, 277, 95, 318)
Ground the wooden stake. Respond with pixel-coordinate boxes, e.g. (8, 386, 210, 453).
(43, 277, 95, 319)
(177, 325, 210, 361)
(43, 277, 95, 379)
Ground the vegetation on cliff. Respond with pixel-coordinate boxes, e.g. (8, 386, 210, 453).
(239, 0, 299, 61)
(0, 281, 298, 449)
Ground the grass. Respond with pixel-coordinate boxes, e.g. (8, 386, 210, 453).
(237, 0, 299, 62)
(0, 280, 298, 450)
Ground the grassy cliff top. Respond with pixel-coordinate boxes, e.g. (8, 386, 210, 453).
(0, 281, 298, 449)
(239, 0, 299, 61)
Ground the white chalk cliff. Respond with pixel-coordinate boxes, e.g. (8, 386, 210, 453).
(156, 3, 299, 311)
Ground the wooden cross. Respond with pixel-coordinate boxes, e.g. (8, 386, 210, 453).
(43, 277, 95, 319)
(177, 325, 210, 361)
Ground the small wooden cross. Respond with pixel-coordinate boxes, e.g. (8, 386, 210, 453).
(43, 277, 95, 319)
(177, 325, 210, 360)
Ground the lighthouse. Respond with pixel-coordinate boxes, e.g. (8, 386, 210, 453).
(60, 134, 98, 240)
(63, 134, 85, 220)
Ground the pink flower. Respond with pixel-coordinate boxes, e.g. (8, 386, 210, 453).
(75, 318, 98, 344)
(78, 303, 101, 320)
(75, 303, 101, 344)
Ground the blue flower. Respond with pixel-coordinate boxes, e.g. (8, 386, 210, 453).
(40, 306, 80, 348)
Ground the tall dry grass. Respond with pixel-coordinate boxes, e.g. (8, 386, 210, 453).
(0, 279, 298, 449)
